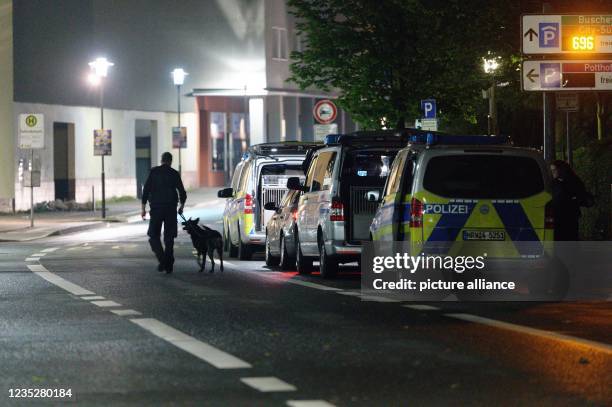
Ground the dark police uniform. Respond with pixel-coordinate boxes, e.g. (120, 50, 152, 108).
(141, 164, 187, 270)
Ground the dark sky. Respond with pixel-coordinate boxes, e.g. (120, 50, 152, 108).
(13, 0, 265, 112)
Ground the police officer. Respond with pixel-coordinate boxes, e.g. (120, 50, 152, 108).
(141, 152, 187, 273)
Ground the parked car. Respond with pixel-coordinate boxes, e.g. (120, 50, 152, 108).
(287, 131, 424, 277)
(218, 142, 319, 260)
(264, 188, 303, 269)
(369, 133, 562, 299)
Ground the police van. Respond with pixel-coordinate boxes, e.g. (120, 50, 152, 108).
(218, 142, 319, 260)
(287, 130, 432, 277)
(370, 134, 554, 258)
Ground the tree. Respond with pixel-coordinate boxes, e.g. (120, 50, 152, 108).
(288, 0, 521, 131)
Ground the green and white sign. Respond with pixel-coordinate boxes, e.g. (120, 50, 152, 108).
(19, 113, 45, 149)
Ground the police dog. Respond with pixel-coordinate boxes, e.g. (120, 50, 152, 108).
(181, 217, 224, 273)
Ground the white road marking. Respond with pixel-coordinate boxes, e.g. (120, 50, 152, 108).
(360, 295, 400, 303)
(446, 313, 612, 355)
(27, 264, 94, 296)
(41, 247, 59, 253)
(25, 258, 39, 262)
(241, 377, 297, 392)
(112, 246, 120, 249)
(336, 291, 361, 297)
(130, 318, 252, 369)
(110, 309, 142, 316)
(31, 253, 46, 257)
(403, 304, 440, 311)
(91, 300, 122, 307)
(287, 401, 337, 407)
(81, 295, 105, 300)
(283, 279, 342, 292)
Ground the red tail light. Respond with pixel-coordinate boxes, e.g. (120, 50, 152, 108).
(291, 208, 298, 221)
(545, 201, 554, 229)
(244, 193, 253, 214)
(409, 197, 424, 228)
(330, 198, 344, 221)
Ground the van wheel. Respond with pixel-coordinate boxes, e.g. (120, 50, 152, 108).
(237, 222, 252, 261)
(295, 233, 312, 275)
(318, 238, 338, 279)
(227, 227, 238, 258)
(265, 231, 279, 267)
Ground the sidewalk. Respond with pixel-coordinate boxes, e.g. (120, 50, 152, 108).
(0, 187, 221, 242)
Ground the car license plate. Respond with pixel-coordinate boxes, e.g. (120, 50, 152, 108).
(462, 230, 505, 241)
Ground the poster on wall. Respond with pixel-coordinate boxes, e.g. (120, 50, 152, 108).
(94, 129, 112, 156)
(172, 126, 187, 149)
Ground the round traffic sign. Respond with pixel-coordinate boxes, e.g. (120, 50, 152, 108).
(313, 100, 337, 124)
(25, 115, 38, 127)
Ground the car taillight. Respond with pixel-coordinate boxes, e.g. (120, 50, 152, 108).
(409, 197, 423, 228)
(545, 201, 554, 229)
(330, 198, 344, 222)
(244, 193, 253, 214)
(291, 208, 298, 221)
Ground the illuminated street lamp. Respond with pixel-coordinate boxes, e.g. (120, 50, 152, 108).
(88, 57, 114, 219)
(171, 68, 188, 176)
(482, 56, 501, 136)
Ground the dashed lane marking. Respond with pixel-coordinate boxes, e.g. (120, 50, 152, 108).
(25, 258, 39, 262)
(287, 401, 337, 407)
(130, 318, 252, 369)
(41, 247, 59, 253)
(402, 304, 440, 311)
(81, 295, 105, 300)
(446, 313, 612, 355)
(110, 309, 142, 316)
(90, 300, 122, 307)
(30, 253, 46, 257)
(241, 377, 297, 392)
(27, 264, 94, 296)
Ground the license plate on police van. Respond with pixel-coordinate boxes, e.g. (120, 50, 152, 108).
(462, 230, 505, 241)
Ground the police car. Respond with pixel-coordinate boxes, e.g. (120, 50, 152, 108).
(218, 142, 319, 260)
(370, 133, 554, 260)
(287, 130, 433, 277)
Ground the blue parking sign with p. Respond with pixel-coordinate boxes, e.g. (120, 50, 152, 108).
(538, 22, 559, 48)
(421, 99, 436, 119)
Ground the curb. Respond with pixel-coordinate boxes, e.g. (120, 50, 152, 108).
(0, 221, 106, 242)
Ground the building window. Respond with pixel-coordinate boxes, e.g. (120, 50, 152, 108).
(272, 27, 288, 60)
(210, 112, 226, 172)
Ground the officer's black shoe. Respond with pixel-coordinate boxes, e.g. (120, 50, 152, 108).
(157, 262, 165, 272)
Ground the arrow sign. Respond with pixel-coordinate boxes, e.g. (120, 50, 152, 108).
(523, 28, 538, 41)
(526, 69, 539, 83)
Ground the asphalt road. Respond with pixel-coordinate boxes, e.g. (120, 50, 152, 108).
(1, 201, 610, 406)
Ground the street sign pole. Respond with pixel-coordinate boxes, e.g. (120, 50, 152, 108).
(566, 110, 572, 167)
(30, 149, 34, 228)
(543, 92, 555, 162)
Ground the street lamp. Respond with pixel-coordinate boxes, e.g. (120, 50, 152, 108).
(89, 57, 114, 219)
(482, 56, 500, 136)
(171, 68, 188, 176)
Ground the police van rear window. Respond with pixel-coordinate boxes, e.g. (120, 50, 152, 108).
(423, 155, 544, 199)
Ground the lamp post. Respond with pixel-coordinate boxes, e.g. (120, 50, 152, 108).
(483, 56, 500, 136)
(171, 68, 187, 176)
(88, 57, 114, 219)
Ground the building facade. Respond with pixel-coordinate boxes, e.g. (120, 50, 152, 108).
(0, 0, 356, 211)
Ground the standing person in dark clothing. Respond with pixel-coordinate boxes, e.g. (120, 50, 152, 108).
(550, 160, 593, 241)
(141, 152, 187, 273)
